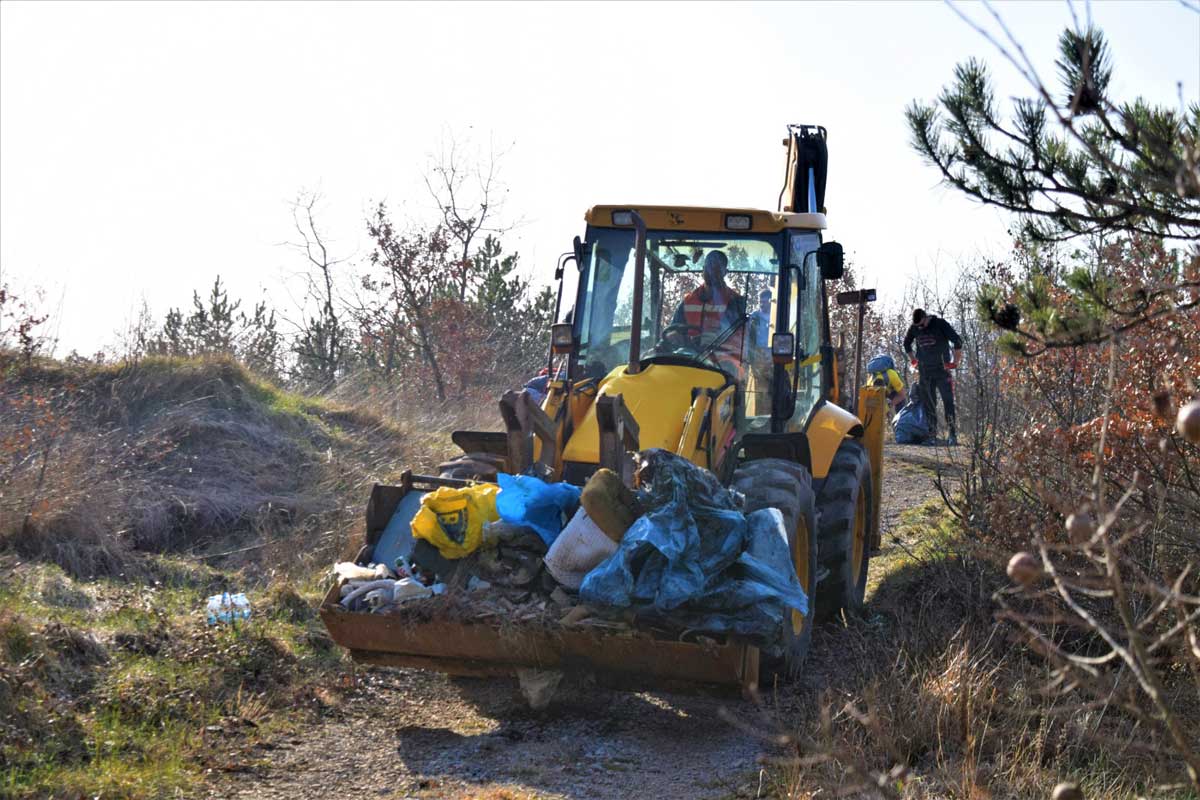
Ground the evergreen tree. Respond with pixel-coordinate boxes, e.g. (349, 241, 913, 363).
(184, 277, 240, 354)
(907, 27, 1199, 244)
(908, 24, 1199, 354)
(145, 276, 283, 376)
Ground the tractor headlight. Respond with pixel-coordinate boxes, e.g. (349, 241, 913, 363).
(551, 323, 575, 353)
(611, 210, 635, 226)
(724, 214, 752, 231)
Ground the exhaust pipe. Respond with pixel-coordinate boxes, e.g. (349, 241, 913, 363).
(780, 124, 828, 214)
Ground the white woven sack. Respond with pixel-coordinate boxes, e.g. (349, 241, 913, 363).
(544, 507, 618, 590)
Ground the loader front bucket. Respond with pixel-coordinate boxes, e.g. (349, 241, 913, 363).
(320, 476, 761, 695)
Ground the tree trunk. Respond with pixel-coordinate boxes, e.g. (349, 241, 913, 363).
(413, 317, 447, 402)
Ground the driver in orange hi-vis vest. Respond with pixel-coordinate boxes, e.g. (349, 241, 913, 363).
(665, 251, 748, 374)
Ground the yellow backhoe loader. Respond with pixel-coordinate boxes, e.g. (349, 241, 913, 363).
(321, 125, 886, 693)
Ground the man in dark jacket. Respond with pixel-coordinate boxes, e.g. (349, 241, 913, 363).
(903, 309, 963, 445)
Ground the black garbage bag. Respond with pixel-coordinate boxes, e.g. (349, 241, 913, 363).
(894, 395, 931, 444)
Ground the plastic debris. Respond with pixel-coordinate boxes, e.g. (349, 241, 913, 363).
(339, 579, 396, 609)
(893, 394, 931, 444)
(205, 592, 251, 625)
(866, 353, 896, 373)
(334, 562, 392, 582)
(516, 667, 563, 710)
(373, 490, 424, 571)
(411, 483, 500, 559)
(496, 473, 581, 547)
(339, 576, 434, 612)
(394, 577, 435, 601)
(544, 507, 618, 590)
(363, 587, 393, 610)
(579, 449, 808, 650)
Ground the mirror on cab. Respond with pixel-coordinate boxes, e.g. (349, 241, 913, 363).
(817, 241, 844, 280)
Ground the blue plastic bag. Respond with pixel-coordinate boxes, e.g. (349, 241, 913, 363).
(866, 353, 896, 374)
(496, 474, 581, 547)
(579, 450, 808, 650)
(894, 397, 930, 444)
(522, 374, 550, 405)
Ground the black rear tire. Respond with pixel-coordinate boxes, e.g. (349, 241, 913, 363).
(814, 440, 873, 619)
(732, 458, 818, 676)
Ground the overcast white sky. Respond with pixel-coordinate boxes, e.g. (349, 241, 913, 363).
(2, 1, 1197, 355)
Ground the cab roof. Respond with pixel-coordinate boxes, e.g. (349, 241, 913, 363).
(585, 205, 827, 233)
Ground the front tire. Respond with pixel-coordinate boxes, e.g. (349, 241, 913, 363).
(731, 458, 818, 675)
(815, 440, 873, 619)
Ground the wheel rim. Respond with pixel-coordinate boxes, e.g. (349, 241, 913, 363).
(851, 484, 867, 587)
(791, 515, 811, 636)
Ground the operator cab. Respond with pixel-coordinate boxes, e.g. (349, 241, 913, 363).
(557, 205, 838, 436)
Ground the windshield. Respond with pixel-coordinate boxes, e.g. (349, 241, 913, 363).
(574, 227, 783, 382)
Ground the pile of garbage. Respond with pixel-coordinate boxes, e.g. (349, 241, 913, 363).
(332, 450, 808, 652)
(894, 394, 931, 444)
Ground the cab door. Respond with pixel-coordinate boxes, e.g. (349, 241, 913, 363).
(785, 232, 824, 431)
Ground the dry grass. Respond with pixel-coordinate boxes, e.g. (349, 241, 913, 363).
(0, 355, 420, 579)
(0, 556, 352, 799)
(745, 504, 1193, 799)
(0, 355, 461, 798)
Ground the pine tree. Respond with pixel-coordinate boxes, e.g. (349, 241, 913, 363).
(908, 25, 1199, 354)
(907, 27, 1199, 244)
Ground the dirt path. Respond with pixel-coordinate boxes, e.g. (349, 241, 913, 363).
(208, 444, 956, 800)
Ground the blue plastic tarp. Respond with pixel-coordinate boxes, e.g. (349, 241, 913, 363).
(373, 490, 424, 571)
(579, 449, 808, 650)
(496, 473, 581, 547)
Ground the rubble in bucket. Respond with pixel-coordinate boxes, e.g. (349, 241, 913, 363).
(327, 452, 807, 653)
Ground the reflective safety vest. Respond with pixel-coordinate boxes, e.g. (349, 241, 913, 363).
(681, 285, 746, 364)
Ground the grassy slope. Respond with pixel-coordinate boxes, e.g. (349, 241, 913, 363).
(0, 356, 412, 799)
(1, 560, 344, 799)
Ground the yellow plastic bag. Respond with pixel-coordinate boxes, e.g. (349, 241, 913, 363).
(410, 483, 500, 559)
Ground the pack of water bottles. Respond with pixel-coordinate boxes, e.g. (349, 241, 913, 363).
(205, 592, 252, 625)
